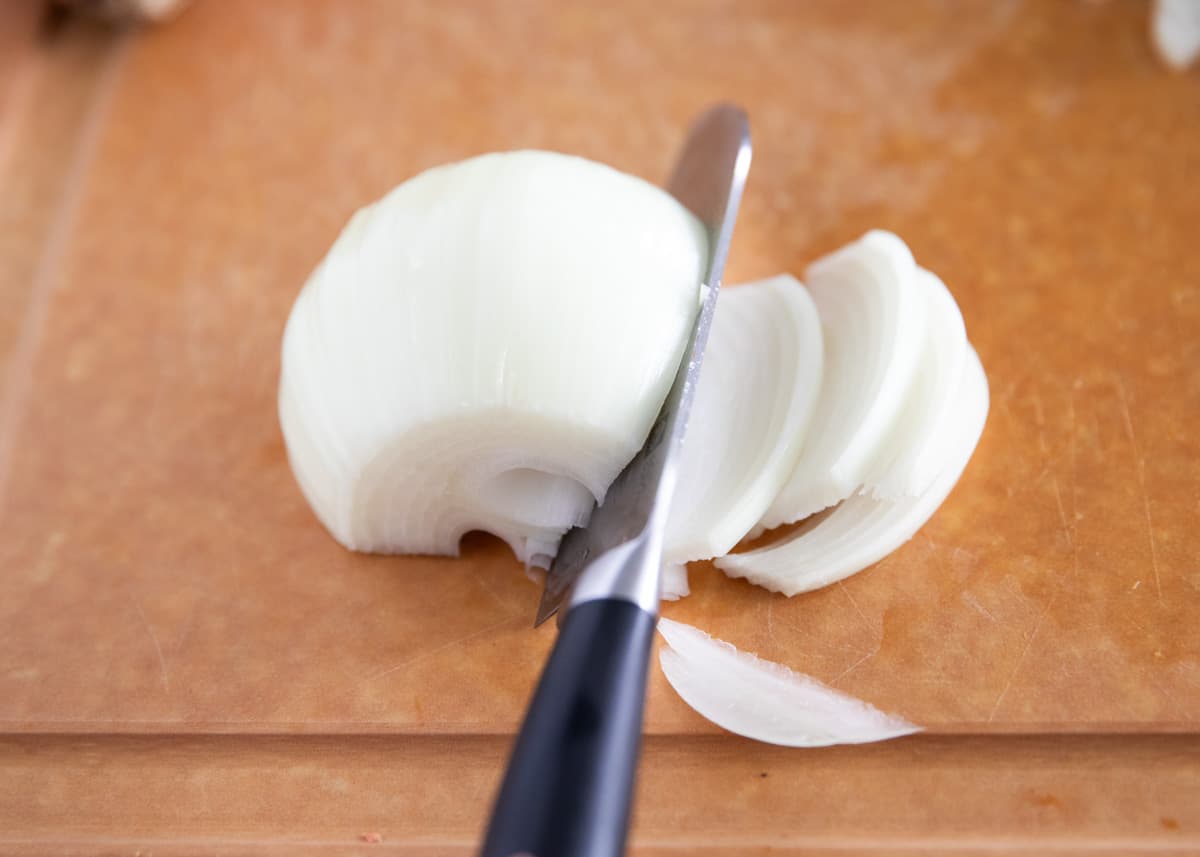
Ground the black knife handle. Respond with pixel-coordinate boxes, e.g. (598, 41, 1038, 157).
(481, 598, 658, 857)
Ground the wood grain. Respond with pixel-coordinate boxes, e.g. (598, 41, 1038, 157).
(0, 0, 1197, 849)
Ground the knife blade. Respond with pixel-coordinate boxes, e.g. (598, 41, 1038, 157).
(534, 104, 752, 626)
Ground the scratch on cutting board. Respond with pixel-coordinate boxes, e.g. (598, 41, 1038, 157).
(0, 35, 131, 514)
(132, 597, 170, 693)
(1050, 474, 1071, 546)
(1060, 384, 1089, 578)
(987, 591, 1057, 722)
(471, 569, 522, 618)
(961, 591, 997, 623)
(828, 583, 881, 685)
(360, 616, 519, 683)
(1115, 376, 1162, 601)
(1041, 384, 1076, 562)
(836, 581, 875, 635)
(924, 534, 965, 592)
(776, 615, 865, 658)
(828, 643, 881, 686)
(1065, 387, 1080, 578)
(171, 601, 201, 656)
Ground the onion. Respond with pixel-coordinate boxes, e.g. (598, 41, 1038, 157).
(659, 562, 690, 601)
(657, 618, 919, 747)
(663, 276, 823, 563)
(280, 152, 991, 749)
(864, 268, 967, 499)
(279, 151, 707, 564)
(716, 347, 988, 595)
(1152, 0, 1200, 70)
(759, 231, 927, 531)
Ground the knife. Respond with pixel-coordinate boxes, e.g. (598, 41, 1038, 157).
(480, 104, 751, 857)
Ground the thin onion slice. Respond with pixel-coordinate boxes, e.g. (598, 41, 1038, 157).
(279, 151, 707, 563)
(664, 276, 823, 563)
(716, 347, 988, 596)
(864, 268, 967, 499)
(657, 618, 919, 747)
(759, 231, 927, 530)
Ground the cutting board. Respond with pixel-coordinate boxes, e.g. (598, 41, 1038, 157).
(1, 0, 1197, 852)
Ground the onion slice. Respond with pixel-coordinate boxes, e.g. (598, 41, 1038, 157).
(864, 268, 967, 499)
(716, 347, 989, 596)
(664, 276, 823, 563)
(657, 618, 919, 747)
(759, 231, 927, 530)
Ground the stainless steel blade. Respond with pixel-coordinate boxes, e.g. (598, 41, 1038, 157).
(535, 104, 752, 626)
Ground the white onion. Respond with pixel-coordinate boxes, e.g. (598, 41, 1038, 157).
(864, 268, 967, 499)
(279, 151, 707, 563)
(657, 618, 919, 747)
(659, 562, 690, 601)
(663, 276, 823, 563)
(1152, 0, 1200, 70)
(759, 231, 927, 530)
(716, 347, 988, 596)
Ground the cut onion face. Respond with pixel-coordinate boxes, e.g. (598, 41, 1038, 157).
(716, 347, 989, 596)
(279, 151, 707, 563)
(664, 276, 823, 563)
(657, 618, 919, 747)
(759, 231, 928, 530)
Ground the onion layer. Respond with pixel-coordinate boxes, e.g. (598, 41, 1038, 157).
(664, 276, 823, 563)
(759, 231, 927, 530)
(865, 268, 967, 499)
(716, 347, 989, 596)
(658, 618, 919, 747)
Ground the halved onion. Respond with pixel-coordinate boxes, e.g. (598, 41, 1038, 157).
(663, 276, 823, 563)
(716, 347, 988, 596)
(279, 151, 707, 564)
(658, 618, 919, 747)
(759, 231, 927, 530)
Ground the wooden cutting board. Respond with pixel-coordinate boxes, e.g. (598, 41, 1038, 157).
(1, 0, 1197, 852)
